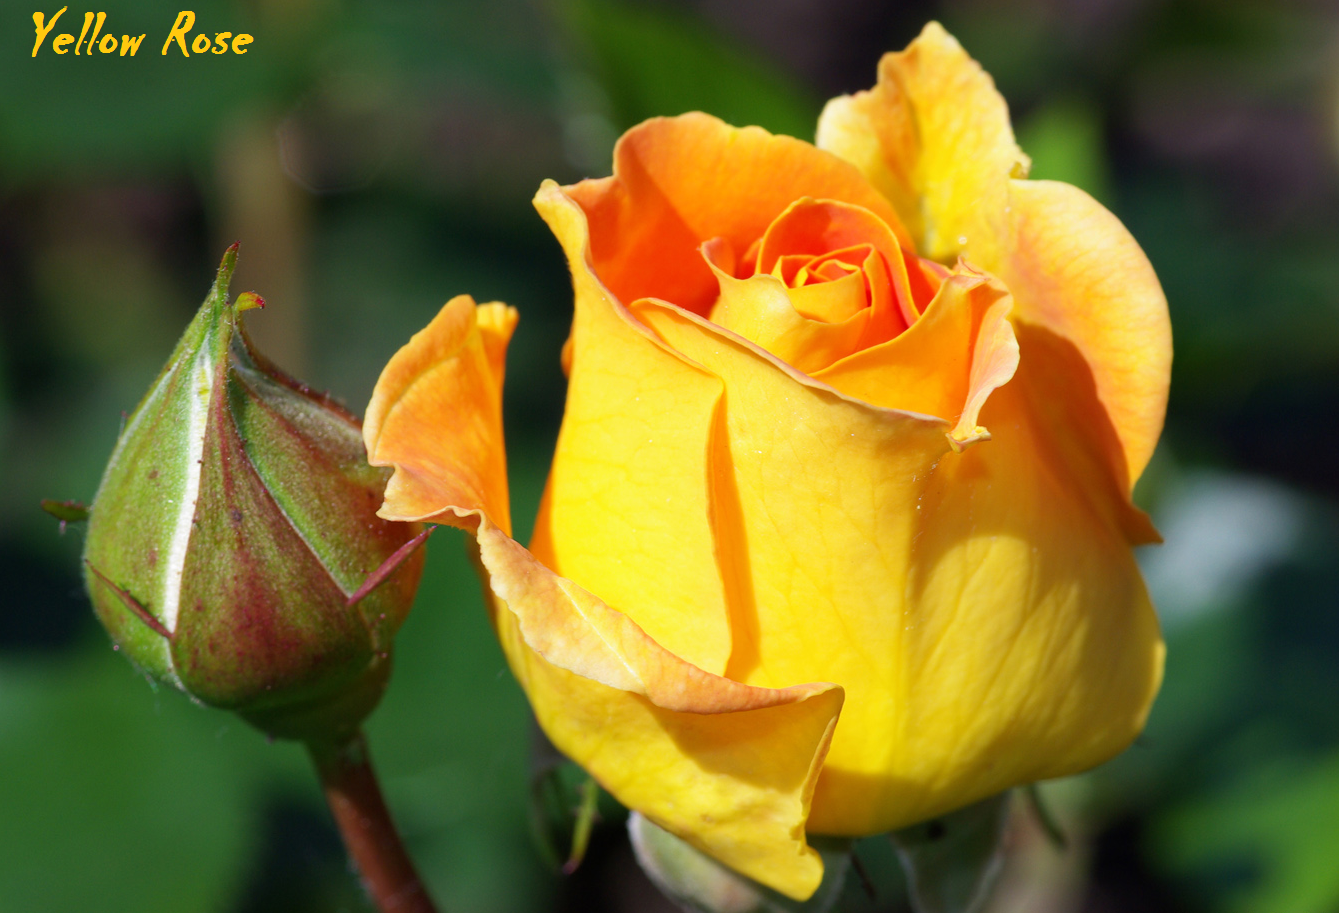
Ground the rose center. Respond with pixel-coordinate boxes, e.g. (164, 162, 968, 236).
(699, 198, 943, 374)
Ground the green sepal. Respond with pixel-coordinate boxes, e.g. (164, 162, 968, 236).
(562, 777, 600, 875)
(527, 725, 603, 875)
(628, 813, 851, 913)
(83, 245, 239, 683)
(890, 792, 1013, 913)
(1024, 783, 1068, 850)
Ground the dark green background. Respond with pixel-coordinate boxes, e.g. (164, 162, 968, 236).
(2, 0, 1338, 910)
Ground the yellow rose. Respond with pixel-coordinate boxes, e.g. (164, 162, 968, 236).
(364, 22, 1170, 902)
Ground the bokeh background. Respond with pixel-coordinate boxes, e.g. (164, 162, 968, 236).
(3, 0, 1338, 910)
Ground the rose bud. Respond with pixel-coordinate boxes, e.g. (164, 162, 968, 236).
(81, 245, 426, 743)
(363, 21, 1171, 905)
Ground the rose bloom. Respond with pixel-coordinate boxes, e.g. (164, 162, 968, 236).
(365, 23, 1170, 901)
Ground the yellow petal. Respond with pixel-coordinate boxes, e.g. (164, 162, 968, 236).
(533, 180, 733, 675)
(955, 276, 1021, 449)
(630, 292, 1158, 836)
(753, 196, 921, 333)
(363, 294, 516, 534)
(1003, 179, 1172, 489)
(786, 261, 869, 324)
(479, 515, 839, 715)
(485, 525, 843, 900)
(812, 262, 1018, 448)
(629, 297, 961, 835)
(567, 113, 911, 317)
(366, 498, 844, 901)
(816, 21, 1027, 265)
(1004, 321, 1162, 546)
(366, 240, 846, 900)
(705, 256, 872, 376)
(817, 25, 1170, 492)
(829, 347, 1165, 832)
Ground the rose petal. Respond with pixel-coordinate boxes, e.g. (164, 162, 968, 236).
(817, 24, 1169, 493)
(626, 289, 1160, 837)
(786, 261, 868, 323)
(365, 253, 846, 900)
(630, 297, 965, 834)
(363, 295, 516, 534)
(757, 197, 920, 332)
(627, 272, 1159, 837)
(701, 197, 934, 372)
(705, 260, 872, 376)
(491, 566, 843, 902)
(816, 21, 1028, 266)
(810, 257, 858, 284)
(828, 353, 1165, 832)
(1006, 321, 1162, 545)
(756, 199, 898, 275)
(533, 182, 734, 675)
(813, 262, 1019, 449)
(568, 113, 912, 317)
(1004, 179, 1172, 489)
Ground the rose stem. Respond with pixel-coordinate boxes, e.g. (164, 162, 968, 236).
(307, 731, 440, 913)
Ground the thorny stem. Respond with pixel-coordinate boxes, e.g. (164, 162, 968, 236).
(308, 730, 439, 913)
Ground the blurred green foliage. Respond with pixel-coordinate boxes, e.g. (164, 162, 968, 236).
(3, 0, 1339, 911)
(1155, 752, 1339, 913)
(1016, 96, 1113, 205)
(559, 0, 819, 141)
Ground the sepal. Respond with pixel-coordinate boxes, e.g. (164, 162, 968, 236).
(628, 813, 851, 913)
(890, 792, 1013, 913)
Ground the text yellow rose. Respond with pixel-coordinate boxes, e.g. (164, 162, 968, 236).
(363, 22, 1171, 902)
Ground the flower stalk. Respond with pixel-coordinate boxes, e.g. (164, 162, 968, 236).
(308, 731, 439, 913)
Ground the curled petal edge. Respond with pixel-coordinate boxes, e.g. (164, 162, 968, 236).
(365, 290, 845, 901)
(948, 263, 1020, 451)
(1003, 179, 1171, 489)
(363, 294, 516, 536)
(380, 508, 845, 901)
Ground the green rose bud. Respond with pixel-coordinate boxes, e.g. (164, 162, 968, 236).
(82, 245, 426, 743)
